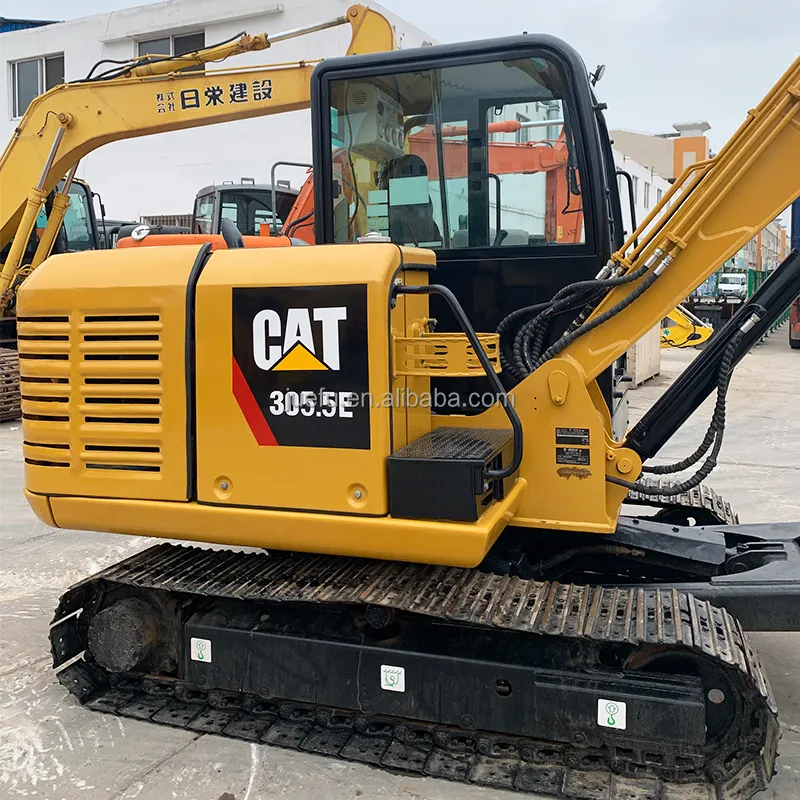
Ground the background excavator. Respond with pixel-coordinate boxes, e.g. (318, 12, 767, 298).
(0, 4, 398, 419)
(13, 24, 800, 800)
(660, 304, 714, 349)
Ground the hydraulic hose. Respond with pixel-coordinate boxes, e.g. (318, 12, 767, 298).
(498, 253, 662, 381)
(608, 307, 765, 496)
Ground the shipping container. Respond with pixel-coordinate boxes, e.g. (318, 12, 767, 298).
(0, 18, 57, 33)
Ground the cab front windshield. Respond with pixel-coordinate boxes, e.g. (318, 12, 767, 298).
(219, 189, 292, 236)
(63, 183, 95, 250)
(326, 56, 584, 249)
(33, 181, 95, 250)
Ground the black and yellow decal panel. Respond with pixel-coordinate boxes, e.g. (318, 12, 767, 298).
(232, 285, 370, 449)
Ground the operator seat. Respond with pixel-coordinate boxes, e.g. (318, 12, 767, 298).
(220, 218, 245, 249)
(383, 154, 441, 247)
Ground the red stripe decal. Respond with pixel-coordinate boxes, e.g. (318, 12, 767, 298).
(232, 356, 278, 446)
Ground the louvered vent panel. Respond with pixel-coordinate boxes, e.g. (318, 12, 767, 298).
(78, 314, 164, 474)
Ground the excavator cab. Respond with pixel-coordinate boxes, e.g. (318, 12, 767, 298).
(45, 179, 102, 253)
(192, 180, 299, 236)
(311, 37, 626, 415)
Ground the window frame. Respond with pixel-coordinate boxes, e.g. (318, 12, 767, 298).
(137, 31, 206, 71)
(11, 52, 65, 119)
(313, 39, 606, 259)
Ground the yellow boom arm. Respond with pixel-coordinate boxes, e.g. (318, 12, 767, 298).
(0, 4, 394, 301)
(660, 304, 713, 348)
(561, 56, 800, 381)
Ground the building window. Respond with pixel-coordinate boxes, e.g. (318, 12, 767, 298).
(138, 31, 205, 71)
(643, 181, 651, 209)
(515, 113, 531, 143)
(631, 175, 639, 203)
(11, 54, 64, 118)
(657, 188, 663, 204)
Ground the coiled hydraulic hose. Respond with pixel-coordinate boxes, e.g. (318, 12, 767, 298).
(607, 307, 765, 496)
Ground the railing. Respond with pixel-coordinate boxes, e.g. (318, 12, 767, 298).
(760, 306, 791, 342)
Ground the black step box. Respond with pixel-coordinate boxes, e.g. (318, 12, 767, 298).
(387, 427, 515, 522)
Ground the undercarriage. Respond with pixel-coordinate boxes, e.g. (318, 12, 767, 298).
(51, 491, 797, 800)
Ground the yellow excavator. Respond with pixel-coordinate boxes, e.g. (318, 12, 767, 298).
(0, 4, 397, 417)
(661, 304, 714, 348)
(11, 17, 800, 800)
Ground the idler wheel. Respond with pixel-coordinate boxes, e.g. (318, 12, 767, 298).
(87, 597, 160, 673)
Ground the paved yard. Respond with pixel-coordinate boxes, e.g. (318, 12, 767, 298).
(0, 325, 798, 800)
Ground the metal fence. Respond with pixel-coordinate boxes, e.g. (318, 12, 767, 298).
(140, 214, 193, 228)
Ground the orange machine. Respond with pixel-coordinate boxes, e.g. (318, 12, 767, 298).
(118, 232, 294, 251)
(268, 118, 581, 246)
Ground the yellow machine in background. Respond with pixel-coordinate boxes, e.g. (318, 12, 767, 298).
(0, 4, 394, 294)
(13, 25, 800, 800)
(0, 4, 397, 417)
(660, 303, 714, 348)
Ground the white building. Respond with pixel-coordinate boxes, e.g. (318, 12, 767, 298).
(612, 149, 672, 243)
(610, 121, 789, 277)
(1, 0, 434, 220)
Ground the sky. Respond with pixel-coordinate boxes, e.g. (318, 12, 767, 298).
(4, 0, 798, 152)
(4, 0, 798, 228)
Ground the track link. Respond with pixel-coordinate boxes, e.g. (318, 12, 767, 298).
(625, 478, 740, 525)
(51, 543, 778, 800)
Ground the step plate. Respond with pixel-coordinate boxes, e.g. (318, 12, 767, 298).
(391, 427, 513, 461)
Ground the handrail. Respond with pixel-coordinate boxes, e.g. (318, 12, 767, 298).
(394, 283, 523, 480)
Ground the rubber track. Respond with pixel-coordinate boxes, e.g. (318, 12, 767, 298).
(50, 544, 778, 800)
(625, 478, 739, 525)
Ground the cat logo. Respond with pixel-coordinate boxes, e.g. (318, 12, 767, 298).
(233, 284, 369, 449)
(252, 306, 347, 372)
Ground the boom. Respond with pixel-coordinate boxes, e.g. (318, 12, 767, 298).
(0, 4, 394, 297)
(560, 55, 800, 381)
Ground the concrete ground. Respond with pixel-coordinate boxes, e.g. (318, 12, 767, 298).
(0, 325, 798, 800)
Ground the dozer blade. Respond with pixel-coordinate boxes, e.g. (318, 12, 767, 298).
(51, 543, 780, 800)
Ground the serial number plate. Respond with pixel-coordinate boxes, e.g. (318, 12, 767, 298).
(556, 447, 590, 466)
(556, 427, 590, 446)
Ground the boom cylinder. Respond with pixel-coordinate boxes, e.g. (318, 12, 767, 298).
(31, 163, 79, 269)
(0, 190, 46, 302)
